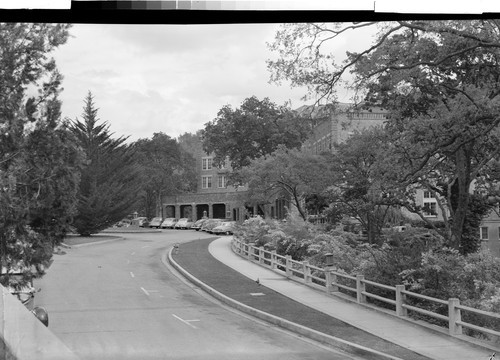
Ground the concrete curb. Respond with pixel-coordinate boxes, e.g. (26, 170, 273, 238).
(166, 246, 405, 360)
(61, 236, 125, 249)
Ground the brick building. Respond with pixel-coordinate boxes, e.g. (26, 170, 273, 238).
(161, 137, 290, 222)
(299, 102, 388, 155)
(160, 102, 499, 257)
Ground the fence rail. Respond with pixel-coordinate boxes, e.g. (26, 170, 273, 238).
(231, 237, 500, 342)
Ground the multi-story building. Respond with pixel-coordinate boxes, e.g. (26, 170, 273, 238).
(161, 101, 499, 256)
(161, 139, 248, 222)
(299, 102, 388, 155)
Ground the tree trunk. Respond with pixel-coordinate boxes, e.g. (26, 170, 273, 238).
(450, 147, 472, 251)
(292, 189, 307, 220)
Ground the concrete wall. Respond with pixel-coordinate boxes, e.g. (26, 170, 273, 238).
(0, 285, 79, 360)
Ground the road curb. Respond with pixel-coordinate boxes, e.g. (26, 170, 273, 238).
(64, 236, 125, 248)
(166, 246, 405, 360)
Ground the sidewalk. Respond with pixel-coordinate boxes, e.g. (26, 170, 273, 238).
(169, 237, 498, 360)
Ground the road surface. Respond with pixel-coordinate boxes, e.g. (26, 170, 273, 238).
(35, 230, 359, 360)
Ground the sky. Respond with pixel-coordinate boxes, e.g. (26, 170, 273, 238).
(52, 23, 376, 143)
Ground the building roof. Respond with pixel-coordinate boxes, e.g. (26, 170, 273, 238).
(294, 102, 387, 119)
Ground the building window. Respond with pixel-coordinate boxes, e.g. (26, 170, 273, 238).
(218, 175, 226, 188)
(423, 201, 437, 217)
(202, 157, 213, 171)
(423, 191, 433, 199)
(202, 176, 212, 189)
(480, 227, 489, 240)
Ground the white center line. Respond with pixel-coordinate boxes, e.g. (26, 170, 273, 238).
(140, 287, 150, 296)
(172, 314, 198, 329)
(130, 272, 135, 278)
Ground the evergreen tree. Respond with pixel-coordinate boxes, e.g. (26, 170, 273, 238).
(70, 92, 141, 236)
(0, 23, 82, 287)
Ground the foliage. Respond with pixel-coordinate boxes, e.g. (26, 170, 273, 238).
(177, 130, 203, 159)
(70, 92, 141, 236)
(133, 132, 197, 218)
(268, 21, 500, 253)
(235, 213, 500, 339)
(325, 126, 411, 243)
(0, 23, 81, 286)
(201, 96, 312, 182)
(240, 145, 333, 220)
(400, 248, 500, 337)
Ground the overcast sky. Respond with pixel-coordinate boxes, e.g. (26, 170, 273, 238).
(52, 23, 376, 143)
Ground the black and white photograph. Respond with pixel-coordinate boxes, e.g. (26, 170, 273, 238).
(1, 4, 500, 360)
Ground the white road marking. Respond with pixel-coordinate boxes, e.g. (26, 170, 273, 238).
(140, 287, 150, 296)
(250, 293, 266, 296)
(131, 252, 136, 255)
(130, 272, 135, 278)
(141, 245, 150, 249)
(172, 314, 199, 329)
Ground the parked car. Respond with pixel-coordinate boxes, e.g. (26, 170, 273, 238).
(115, 218, 131, 227)
(174, 218, 194, 230)
(140, 218, 150, 228)
(149, 217, 163, 228)
(201, 219, 223, 233)
(211, 221, 236, 235)
(161, 218, 178, 229)
(191, 218, 208, 231)
(134, 217, 148, 227)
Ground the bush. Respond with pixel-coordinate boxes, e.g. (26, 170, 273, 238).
(234, 214, 500, 341)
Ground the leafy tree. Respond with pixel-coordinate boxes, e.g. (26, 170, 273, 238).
(0, 23, 81, 286)
(324, 127, 406, 243)
(201, 96, 312, 182)
(133, 132, 197, 219)
(240, 145, 333, 220)
(177, 130, 203, 159)
(70, 92, 141, 236)
(268, 21, 500, 252)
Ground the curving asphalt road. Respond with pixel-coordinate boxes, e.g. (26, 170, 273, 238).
(35, 231, 360, 360)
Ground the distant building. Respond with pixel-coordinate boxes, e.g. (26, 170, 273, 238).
(299, 102, 388, 155)
(480, 207, 500, 256)
(161, 102, 499, 256)
(161, 137, 289, 222)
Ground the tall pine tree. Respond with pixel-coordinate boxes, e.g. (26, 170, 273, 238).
(70, 92, 141, 236)
(0, 24, 82, 288)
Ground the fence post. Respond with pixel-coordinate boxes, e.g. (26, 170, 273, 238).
(271, 250, 276, 269)
(259, 247, 264, 265)
(247, 243, 254, 261)
(356, 275, 366, 303)
(325, 268, 333, 293)
(285, 255, 292, 278)
(303, 261, 310, 284)
(395, 285, 407, 317)
(331, 271, 339, 292)
(448, 298, 463, 335)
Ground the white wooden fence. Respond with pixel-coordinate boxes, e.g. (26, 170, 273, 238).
(231, 237, 500, 341)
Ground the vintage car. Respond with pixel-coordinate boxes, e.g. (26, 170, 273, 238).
(211, 221, 236, 235)
(149, 217, 164, 228)
(191, 218, 208, 231)
(174, 218, 194, 230)
(160, 218, 178, 229)
(201, 219, 223, 233)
